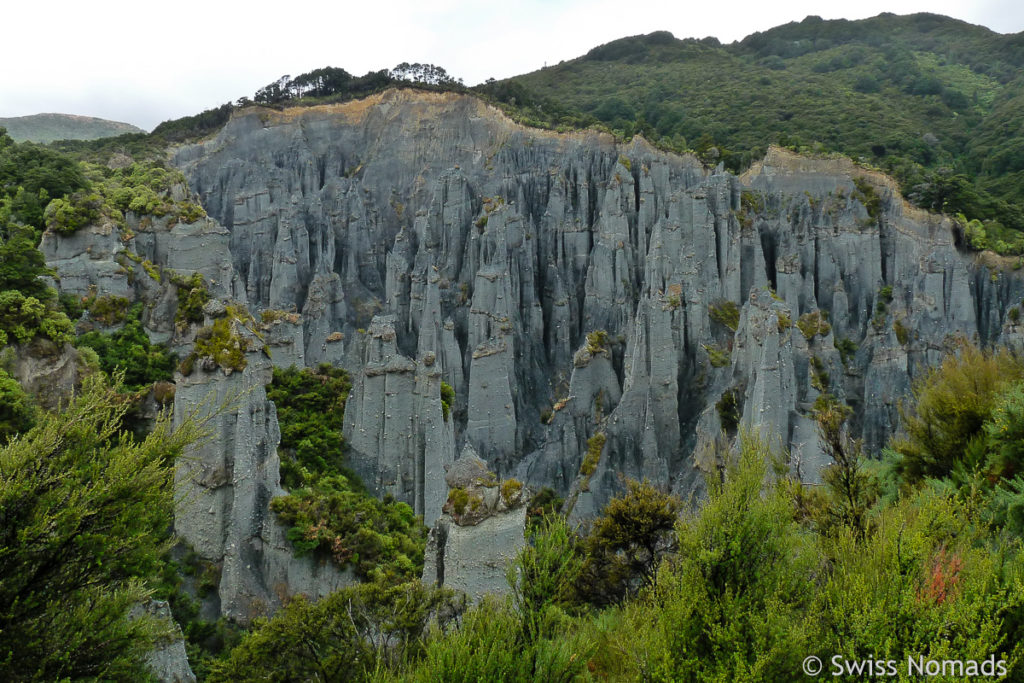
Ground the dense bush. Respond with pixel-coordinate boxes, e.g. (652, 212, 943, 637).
(708, 300, 740, 331)
(0, 222, 52, 300)
(0, 368, 35, 442)
(266, 363, 427, 584)
(270, 475, 426, 584)
(440, 381, 455, 421)
(207, 581, 464, 683)
(494, 16, 1024, 232)
(0, 376, 204, 681)
(171, 271, 210, 324)
(890, 340, 1024, 484)
(76, 305, 177, 390)
(193, 316, 249, 371)
(267, 364, 351, 490)
(576, 480, 681, 606)
(0, 289, 74, 348)
(40, 160, 206, 236)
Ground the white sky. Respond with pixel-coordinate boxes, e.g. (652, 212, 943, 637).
(1, 0, 1021, 131)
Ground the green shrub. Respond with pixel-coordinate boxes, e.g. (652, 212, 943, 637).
(87, 295, 130, 326)
(76, 305, 177, 390)
(796, 310, 831, 340)
(628, 435, 818, 681)
(508, 514, 583, 639)
(0, 369, 35, 442)
(58, 292, 85, 321)
(586, 329, 610, 354)
(440, 381, 455, 421)
(703, 343, 731, 368)
(171, 272, 210, 324)
(836, 336, 858, 365)
(259, 308, 290, 324)
(776, 311, 791, 332)
(708, 300, 740, 331)
(809, 355, 830, 392)
(740, 189, 764, 214)
(852, 176, 882, 220)
(980, 382, 1024, 481)
(893, 318, 910, 345)
(580, 432, 606, 477)
(448, 487, 470, 516)
(0, 224, 53, 300)
(716, 387, 741, 433)
(208, 581, 464, 683)
(404, 595, 592, 683)
(0, 376, 205, 680)
(178, 352, 196, 376)
(891, 340, 1024, 484)
(43, 192, 103, 234)
(194, 316, 248, 371)
(271, 474, 426, 583)
(267, 364, 351, 490)
(526, 487, 564, 534)
(0, 290, 74, 347)
(141, 260, 160, 281)
(500, 478, 523, 506)
(577, 480, 682, 606)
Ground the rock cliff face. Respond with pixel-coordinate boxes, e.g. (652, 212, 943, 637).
(37, 87, 1024, 621)
(171, 89, 1024, 520)
(42, 191, 353, 625)
(172, 349, 351, 623)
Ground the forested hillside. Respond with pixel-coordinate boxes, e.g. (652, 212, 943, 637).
(0, 113, 144, 143)
(488, 13, 1024, 245)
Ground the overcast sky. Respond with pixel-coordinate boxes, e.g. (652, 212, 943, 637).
(2, 0, 1021, 131)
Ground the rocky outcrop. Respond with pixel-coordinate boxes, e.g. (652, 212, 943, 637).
(7, 340, 86, 410)
(40, 197, 237, 336)
(343, 313, 455, 524)
(170, 90, 1024, 519)
(130, 600, 196, 683)
(172, 338, 351, 625)
(422, 445, 528, 598)
(422, 507, 527, 599)
(34, 87, 1024, 629)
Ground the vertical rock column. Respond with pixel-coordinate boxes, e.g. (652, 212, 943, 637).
(343, 314, 455, 525)
(173, 350, 349, 624)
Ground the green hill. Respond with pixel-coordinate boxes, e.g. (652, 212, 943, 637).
(481, 12, 1024, 233)
(0, 113, 144, 144)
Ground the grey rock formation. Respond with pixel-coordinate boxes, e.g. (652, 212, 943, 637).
(173, 342, 351, 624)
(344, 314, 455, 524)
(36, 88, 1024, 629)
(423, 444, 528, 599)
(7, 341, 85, 410)
(41, 205, 236, 346)
(130, 600, 196, 683)
(170, 91, 1024, 520)
(422, 506, 527, 600)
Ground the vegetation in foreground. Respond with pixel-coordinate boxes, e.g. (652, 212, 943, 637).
(0, 376, 205, 681)
(202, 341, 1024, 682)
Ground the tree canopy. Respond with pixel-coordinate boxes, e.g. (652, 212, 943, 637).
(0, 376, 205, 681)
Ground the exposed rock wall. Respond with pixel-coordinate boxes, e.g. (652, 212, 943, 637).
(173, 90, 1024, 519)
(173, 348, 351, 624)
(422, 445, 528, 599)
(38, 88, 1024, 624)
